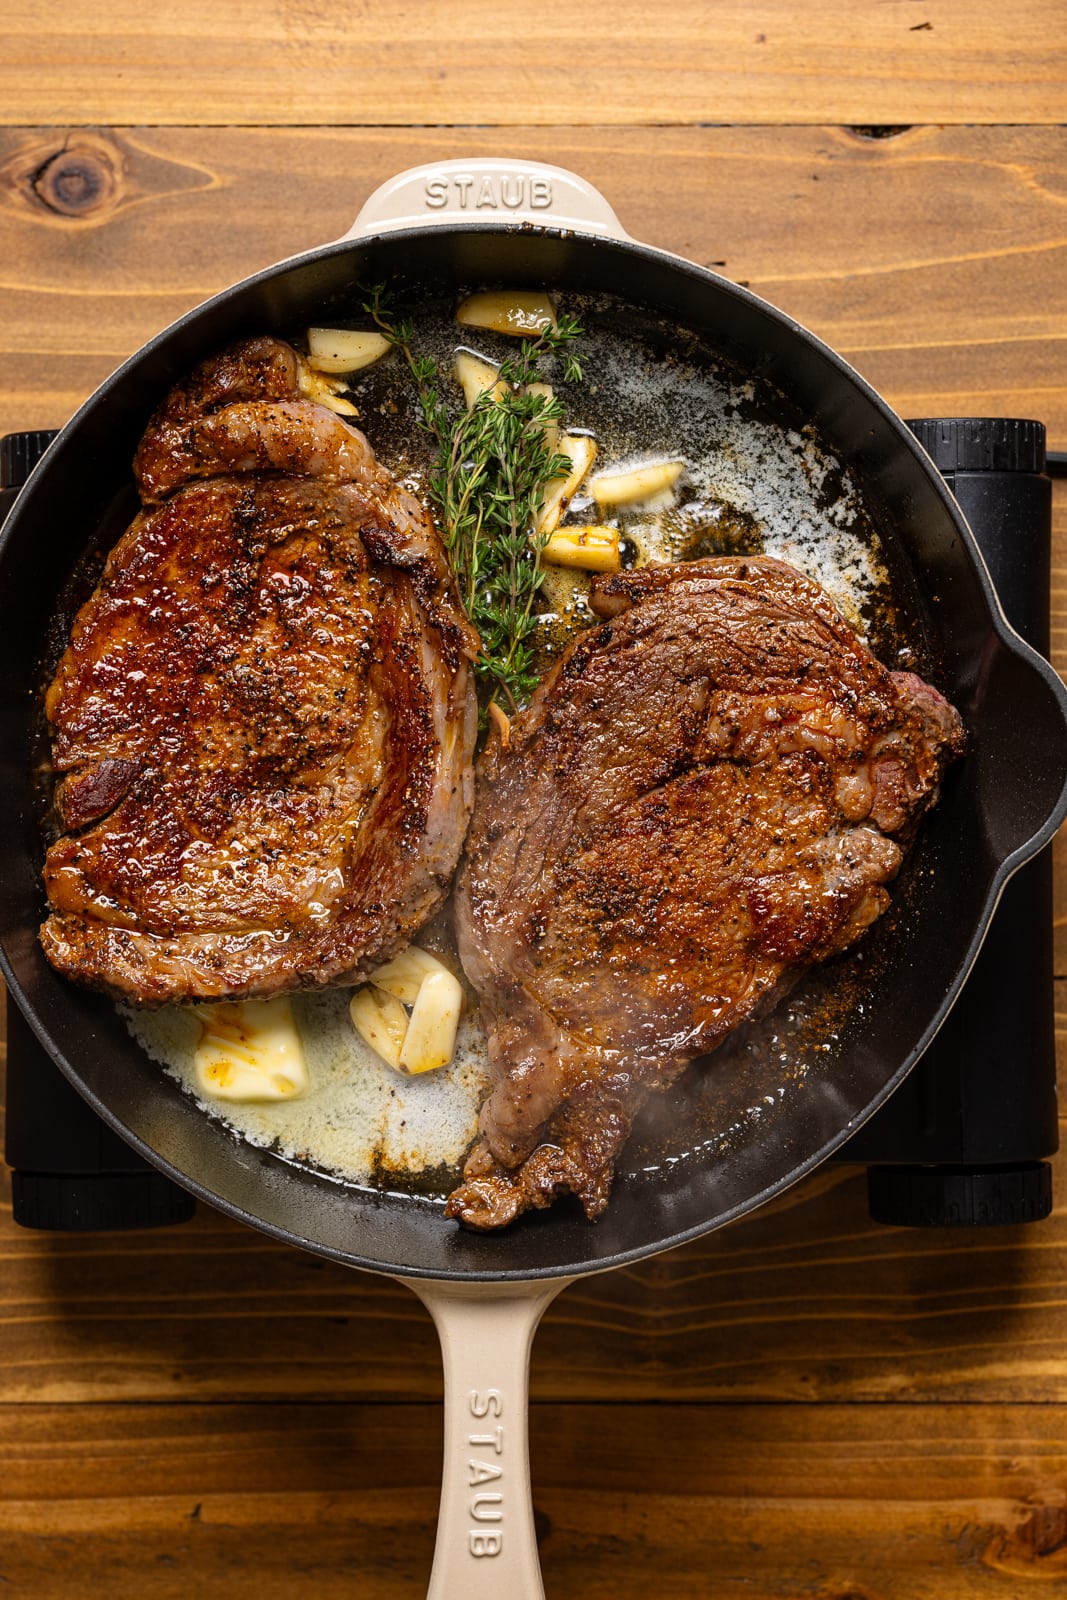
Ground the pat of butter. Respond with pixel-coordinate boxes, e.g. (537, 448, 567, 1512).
(194, 997, 309, 1103)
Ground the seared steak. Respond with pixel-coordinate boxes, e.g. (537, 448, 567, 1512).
(448, 556, 964, 1229)
(41, 338, 479, 1004)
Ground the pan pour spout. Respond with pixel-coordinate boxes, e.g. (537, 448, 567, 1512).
(448, 556, 965, 1229)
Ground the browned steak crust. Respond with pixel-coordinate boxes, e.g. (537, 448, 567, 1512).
(40, 338, 479, 1004)
(448, 556, 965, 1229)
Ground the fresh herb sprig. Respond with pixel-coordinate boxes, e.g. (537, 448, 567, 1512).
(363, 284, 583, 709)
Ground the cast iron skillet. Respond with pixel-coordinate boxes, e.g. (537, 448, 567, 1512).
(2, 161, 1066, 1596)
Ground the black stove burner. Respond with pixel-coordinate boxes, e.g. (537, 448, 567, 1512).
(2, 419, 1061, 1230)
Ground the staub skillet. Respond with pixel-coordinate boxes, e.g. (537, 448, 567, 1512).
(2, 160, 1067, 1597)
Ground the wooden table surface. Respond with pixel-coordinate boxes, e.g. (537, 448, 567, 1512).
(3, 4, 1067, 1595)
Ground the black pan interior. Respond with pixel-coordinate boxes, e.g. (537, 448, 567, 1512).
(2, 225, 1066, 1281)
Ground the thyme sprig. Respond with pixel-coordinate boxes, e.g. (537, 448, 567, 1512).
(363, 283, 583, 708)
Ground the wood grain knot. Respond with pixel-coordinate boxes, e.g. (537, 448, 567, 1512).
(848, 126, 913, 140)
(984, 1493, 1067, 1576)
(32, 144, 120, 218)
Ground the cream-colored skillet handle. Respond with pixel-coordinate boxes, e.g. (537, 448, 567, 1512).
(402, 1274, 574, 1599)
(341, 158, 630, 242)
(353, 160, 610, 1589)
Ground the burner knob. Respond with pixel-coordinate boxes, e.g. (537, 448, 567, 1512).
(0, 428, 60, 486)
(906, 416, 1046, 475)
(4, 999, 197, 1233)
(907, 416, 1051, 656)
(0, 429, 60, 529)
(867, 1163, 1053, 1227)
(842, 418, 1058, 1227)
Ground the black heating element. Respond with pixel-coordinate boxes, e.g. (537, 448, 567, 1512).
(843, 418, 1061, 1224)
(1, 419, 1061, 1231)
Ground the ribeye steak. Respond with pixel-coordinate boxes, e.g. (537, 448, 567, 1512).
(41, 337, 479, 1004)
(448, 556, 965, 1229)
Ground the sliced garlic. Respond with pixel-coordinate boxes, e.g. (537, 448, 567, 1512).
(456, 290, 557, 338)
(297, 362, 359, 416)
(368, 945, 449, 1005)
(306, 327, 391, 374)
(349, 987, 409, 1071)
(542, 524, 621, 573)
(193, 998, 309, 1103)
(536, 432, 598, 535)
(486, 699, 512, 748)
(524, 380, 559, 456)
(590, 458, 686, 508)
(398, 967, 463, 1075)
(454, 348, 507, 409)
(348, 946, 464, 1075)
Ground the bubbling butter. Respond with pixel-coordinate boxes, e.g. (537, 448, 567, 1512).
(125, 992, 491, 1188)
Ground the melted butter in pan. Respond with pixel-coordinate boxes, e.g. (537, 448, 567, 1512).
(126, 992, 491, 1193)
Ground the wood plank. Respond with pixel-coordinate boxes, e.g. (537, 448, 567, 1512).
(1, 1400, 1065, 1596)
(5, 128, 1066, 682)
(5, 1127, 1067, 1406)
(2, 124, 1065, 438)
(2, 0, 1066, 127)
